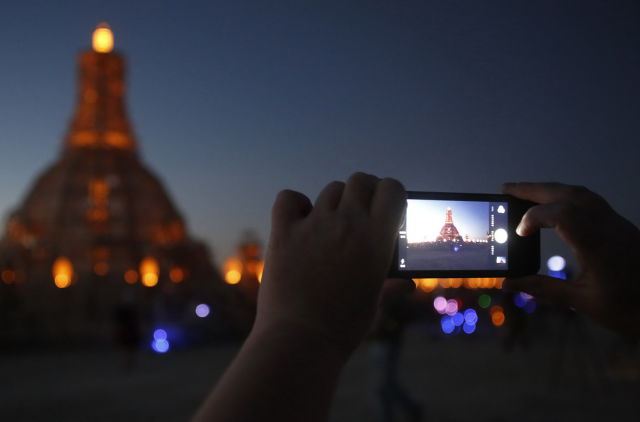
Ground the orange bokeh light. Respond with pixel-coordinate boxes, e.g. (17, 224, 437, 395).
(124, 269, 138, 284)
(140, 257, 159, 287)
(490, 305, 505, 327)
(52, 257, 73, 288)
(1, 270, 16, 284)
(414, 278, 438, 293)
(225, 269, 241, 285)
(223, 257, 243, 285)
(169, 267, 185, 283)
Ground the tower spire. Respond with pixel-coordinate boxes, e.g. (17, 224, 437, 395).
(64, 23, 136, 151)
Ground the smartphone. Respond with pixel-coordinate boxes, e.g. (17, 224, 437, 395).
(389, 191, 540, 278)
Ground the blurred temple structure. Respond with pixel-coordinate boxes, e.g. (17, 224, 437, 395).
(0, 24, 241, 346)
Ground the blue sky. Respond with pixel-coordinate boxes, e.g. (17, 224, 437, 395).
(1, 1, 638, 266)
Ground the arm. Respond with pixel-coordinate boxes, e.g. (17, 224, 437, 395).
(193, 173, 406, 422)
(502, 182, 640, 337)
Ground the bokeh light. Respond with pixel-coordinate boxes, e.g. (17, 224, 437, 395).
(140, 257, 159, 287)
(440, 315, 455, 334)
(490, 305, 505, 327)
(463, 309, 478, 325)
(152, 339, 170, 353)
(416, 278, 438, 293)
(514, 293, 527, 308)
(433, 296, 447, 314)
(452, 312, 464, 327)
(478, 294, 491, 308)
(547, 255, 566, 272)
(463, 322, 476, 334)
(195, 303, 210, 318)
(2, 269, 16, 284)
(52, 257, 73, 288)
(124, 269, 138, 284)
(445, 299, 459, 316)
(153, 329, 167, 341)
(224, 257, 243, 285)
(169, 267, 185, 283)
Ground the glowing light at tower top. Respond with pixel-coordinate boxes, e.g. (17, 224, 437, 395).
(92, 23, 114, 53)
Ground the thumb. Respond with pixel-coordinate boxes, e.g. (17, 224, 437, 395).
(503, 275, 576, 310)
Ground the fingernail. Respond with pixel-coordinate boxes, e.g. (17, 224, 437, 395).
(516, 223, 525, 236)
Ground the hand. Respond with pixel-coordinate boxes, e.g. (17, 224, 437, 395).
(254, 173, 407, 356)
(502, 182, 640, 337)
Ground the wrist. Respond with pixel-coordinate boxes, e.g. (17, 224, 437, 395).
(249, 319, 353, 367)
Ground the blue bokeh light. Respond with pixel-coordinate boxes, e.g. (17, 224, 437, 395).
(195, 303, 210, 318)
(452, 312, 464, 327)
(514, 294, 527, 308)
(463, 309, 478, 325)
(153, 329, 167, 341)
(152, 338, 170, 353)
(463, 322, 476, 334)
(441, 315, 455, 334)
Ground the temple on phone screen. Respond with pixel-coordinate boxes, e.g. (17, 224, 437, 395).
(398, 200, 509, 271)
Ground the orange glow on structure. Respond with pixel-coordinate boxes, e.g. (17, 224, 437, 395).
(1, 270, 16, 284)
(124, 269, 138, 284)
(224, 257, 243, 285)
(92, 23, 114, 53)
(52, 257, 74, 288)
(140, 257, 159, 287)
(169, 267, 185, 283)
(256, 261, 265, 283)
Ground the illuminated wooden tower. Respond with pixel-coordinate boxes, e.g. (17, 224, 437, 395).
(436, 208, 463, 243)
(0, 24, 234, 344)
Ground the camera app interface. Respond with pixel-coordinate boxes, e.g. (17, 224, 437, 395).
(398, 199, 509, 271)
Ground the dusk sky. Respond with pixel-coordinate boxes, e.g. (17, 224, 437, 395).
(1, 1, 638, 266)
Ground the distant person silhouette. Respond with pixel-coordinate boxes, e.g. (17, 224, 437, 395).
(193, 177, 640, 422)
(368, 282, 422, 422)
(113, 294, 140, 372)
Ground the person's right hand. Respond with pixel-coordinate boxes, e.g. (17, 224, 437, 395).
(502, 182, 640, 337)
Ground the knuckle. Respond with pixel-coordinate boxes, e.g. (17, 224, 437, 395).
(378, 177, 405, 194)
(347, 172, 378, 185)
(276, 189, 297, 201)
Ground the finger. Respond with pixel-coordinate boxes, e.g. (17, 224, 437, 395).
(378, 278, 415, 307)
(370, 177, 407, 232)
(271, 189, 313, 231)
(314, 181, 345, 213)
(338, 172, 380, 213)
(503, 275, 576, 309)
(515, 202, 576, 237)
(502, 182, 579, 204)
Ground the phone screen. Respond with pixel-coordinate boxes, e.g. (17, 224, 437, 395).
(397, 199, 510, 271)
